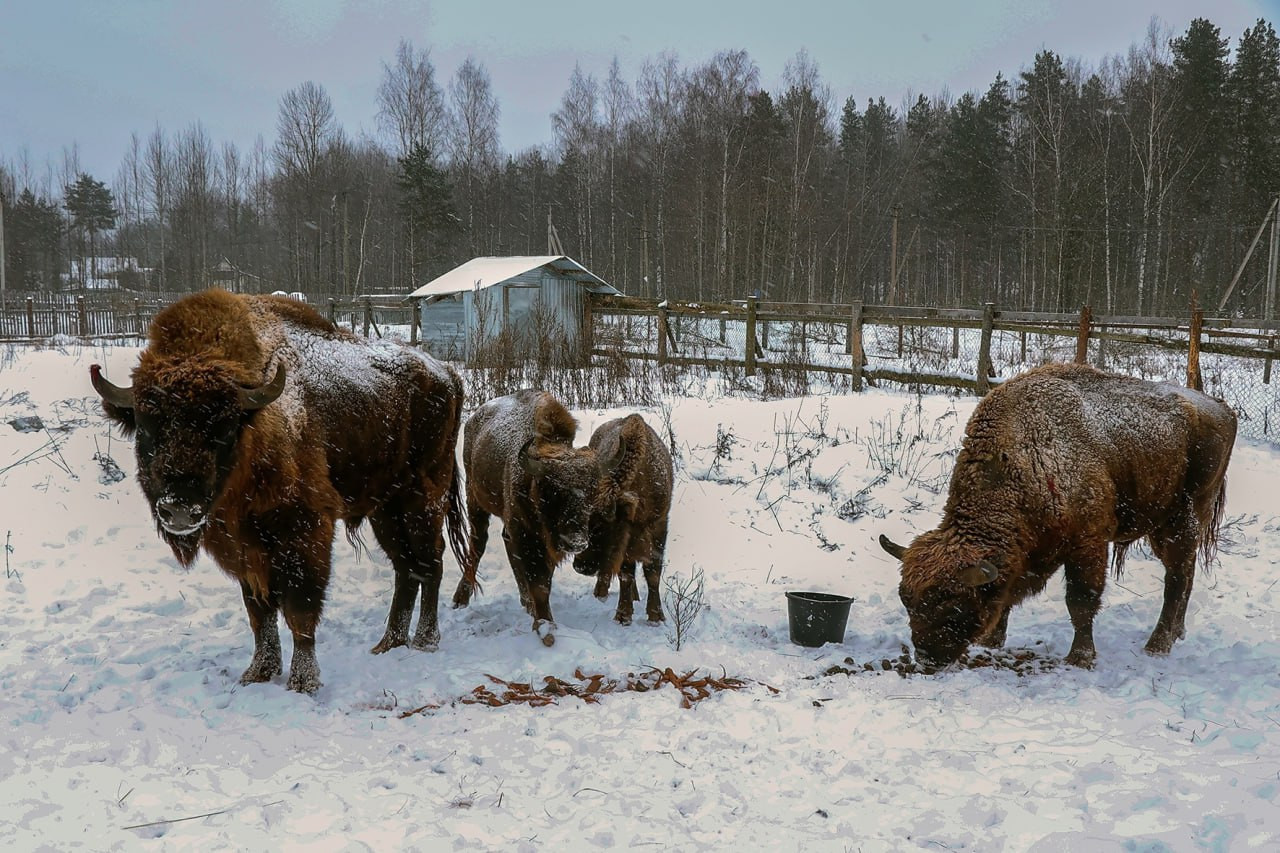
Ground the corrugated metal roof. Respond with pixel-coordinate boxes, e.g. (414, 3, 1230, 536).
(406, 255, 620, 299)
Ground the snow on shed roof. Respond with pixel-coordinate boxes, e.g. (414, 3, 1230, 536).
(407, 255, 620, 299)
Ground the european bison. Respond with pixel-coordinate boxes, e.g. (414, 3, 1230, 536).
(878, 362, 1235, 670)
(572, 414, 673, 625)
(90, 289, 467, 693)
(452, 390, 622, 645)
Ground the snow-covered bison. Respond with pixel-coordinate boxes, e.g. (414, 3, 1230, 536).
(90, 290, 467, 693)
(451, 390, 622, 645)
(879, 362, 1235, 670)
(572, 414, 673, 625)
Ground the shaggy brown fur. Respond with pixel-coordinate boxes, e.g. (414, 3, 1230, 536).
(572, 414, 674, 625)
(91, 289, 467, 693)
(452, 389, 621, 645)
(880, 362, 1235, 669)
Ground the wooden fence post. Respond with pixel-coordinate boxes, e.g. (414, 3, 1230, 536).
(580, 295, 592, 360)
(1265, 335, 1276, 384)
(1187, 295, 1204, 392)
(328, 298, 337, 325)
(26, 297, 34, 337)
(849, 300, 865, 392)
(133, 299, 142, 337)
(745, 296, 758, 376)
(363, 298, 373, 338)
(1075, 305, 1092, 364)
(976, 301, 996, 395)
(657, 304, 669, 365)
(952, 325, 960, 359)
(409, 298, 419, 346)
(77, 296, 88, 337)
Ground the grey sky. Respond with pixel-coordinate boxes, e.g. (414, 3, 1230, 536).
(2, 0, 1276, 188)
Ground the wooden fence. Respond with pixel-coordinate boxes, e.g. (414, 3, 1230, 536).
(586, 295, 1280, 394)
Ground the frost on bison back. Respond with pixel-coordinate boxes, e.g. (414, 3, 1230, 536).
(91, 289, 467, 693)
(879, 362, 1236, 671)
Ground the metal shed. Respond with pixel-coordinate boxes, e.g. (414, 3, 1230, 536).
(406, 255, 619, 362)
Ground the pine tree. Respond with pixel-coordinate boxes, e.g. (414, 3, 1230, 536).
(1228, 19, 1280, 216)
(397, 143, 459, 283)
(64, 173, 118, 287)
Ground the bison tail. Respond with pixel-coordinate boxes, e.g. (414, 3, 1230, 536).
(1198, 476, 1228, 572)
(1109, 540, 1133, 579)
(445, 461, 476, 593)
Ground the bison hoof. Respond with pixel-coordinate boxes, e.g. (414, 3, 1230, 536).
(1143, 639, 1173, 657)
(534, 619, 556, 647)
(1064, 649, 1097, 669)
(370, 635, 404, 655)
(239, 659, 282, 685)
(409, 629, 440, 652)
(287, 671, 323, 694)
(614, 613, 633, 626)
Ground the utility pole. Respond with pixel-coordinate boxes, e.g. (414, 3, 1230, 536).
(888, 203, 901, 305)
(1268, 194, 1279, 321)
(0, 190, 6, 311)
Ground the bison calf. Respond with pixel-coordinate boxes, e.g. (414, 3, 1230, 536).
(452, 390, 621, 645)
(879, 362, 1235, 670)
(572, 414, 673, 625)
(91, 290, 466, 693)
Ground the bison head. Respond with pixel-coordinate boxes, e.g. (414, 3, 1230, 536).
(879, 533, 1001, 668)
(91, 361, 286, 561)
(520, 435, 625, 557)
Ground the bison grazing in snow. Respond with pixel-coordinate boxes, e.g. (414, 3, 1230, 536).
(572, 414, 673, 625)
(879, 362, 1235, 670)
(91, 289, 467, 693)
(451, 390, 622, 645)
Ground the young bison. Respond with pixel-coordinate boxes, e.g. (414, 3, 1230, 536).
(879, 362, 1235, 670)
(572, 414, 673, 625)
(452, 390, 622, 645)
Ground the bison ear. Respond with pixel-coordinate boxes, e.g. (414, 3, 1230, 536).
(519, 437, 549, 478)
(960, 558, 1001, 587)
(616, 490, 640, 521)
(238, 363, 286, 411)
(878, 534, 907, 561)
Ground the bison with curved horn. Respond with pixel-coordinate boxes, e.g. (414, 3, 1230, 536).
(452, 390, 622, 645)
(879, 362, 1235, 670)
(91, 289, 467, 693)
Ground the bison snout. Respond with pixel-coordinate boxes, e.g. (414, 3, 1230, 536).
(558, 533, 589, 555)
(155, 496, 208, 535)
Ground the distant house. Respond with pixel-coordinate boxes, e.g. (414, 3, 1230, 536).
(65, 257, 148, 290)
(407, 255, 620, 362)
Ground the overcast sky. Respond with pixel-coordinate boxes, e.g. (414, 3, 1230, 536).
(2, 0, 1277, 189)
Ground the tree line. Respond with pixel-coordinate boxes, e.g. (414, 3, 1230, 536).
(3, 16, 1279, 316)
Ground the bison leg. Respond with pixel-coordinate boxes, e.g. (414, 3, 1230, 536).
(503, 526, 556, 645)
(593, 568, 613, 600)
(452, 505, 490, 608)
(1063, 544, 1107, 668)
(1146, 512, 1199, 656)
(976, 607, 1010, 649)
(642, 525, 668, 623)
(271, 521, 332, 695)
(239, 583, 283, 685)
(370, 500, 446, 652)
(615, 564, 637, 625)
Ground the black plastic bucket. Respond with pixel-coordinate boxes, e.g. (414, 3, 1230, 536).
(786, 591, 853, 647)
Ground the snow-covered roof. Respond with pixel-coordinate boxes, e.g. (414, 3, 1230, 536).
(406, 255, 620, 299)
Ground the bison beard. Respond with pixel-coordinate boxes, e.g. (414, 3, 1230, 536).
(91, 290, 467, 693)
(452, 390, 622, 645)
(880, 362, 1235, 670)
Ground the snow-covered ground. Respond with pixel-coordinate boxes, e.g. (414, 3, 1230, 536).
(2, 339, 1279, 851)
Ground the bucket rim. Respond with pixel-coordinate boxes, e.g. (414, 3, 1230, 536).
(785, 590, 854, 605)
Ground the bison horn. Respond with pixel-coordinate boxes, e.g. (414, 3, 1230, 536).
(89, 364, 135, 409)
(518, 437, 548, 477)
(237, 363, 287, 410)
(960, 559, 1001, 587)
(602, 434, 628, 476)
(878, 534, 907, 560)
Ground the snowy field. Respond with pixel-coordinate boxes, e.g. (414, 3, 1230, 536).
(2, 339, 1280, 851)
